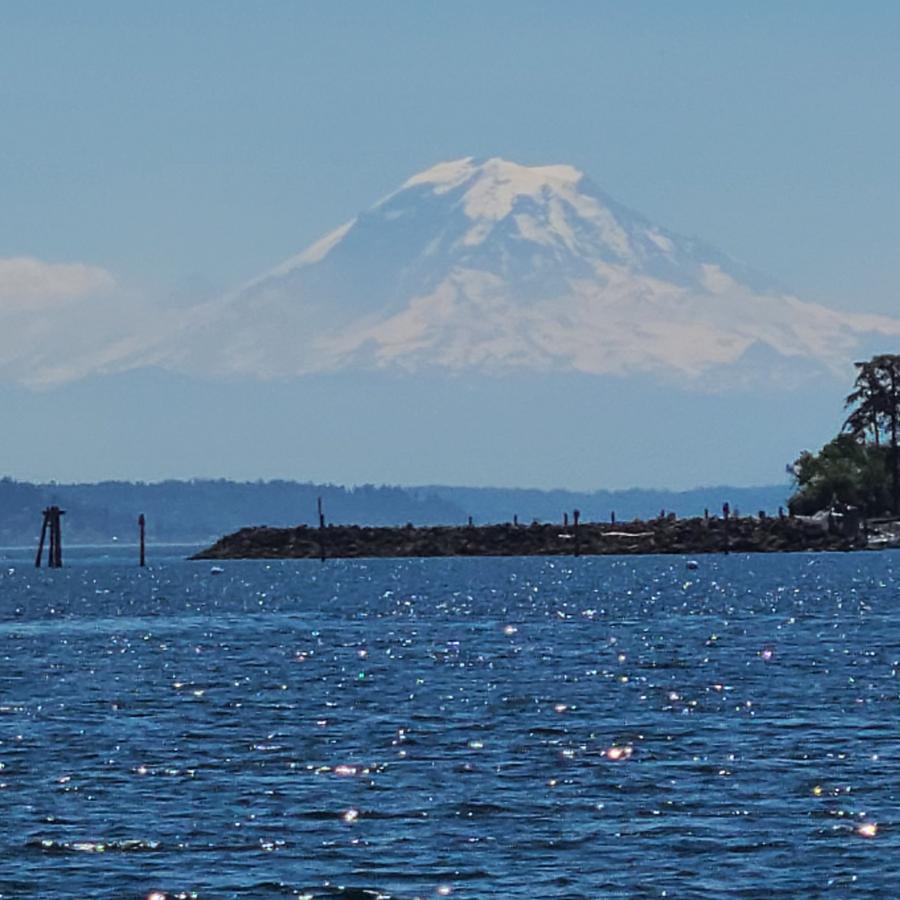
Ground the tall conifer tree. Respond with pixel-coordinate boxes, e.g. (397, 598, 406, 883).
(845, 354, 900, 514)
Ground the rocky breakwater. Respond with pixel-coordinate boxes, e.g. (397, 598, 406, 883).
(192, 514, 860, 560)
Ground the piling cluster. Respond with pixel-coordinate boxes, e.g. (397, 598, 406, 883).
(34, 510, 148, 567)
(35, 506, 65, 568)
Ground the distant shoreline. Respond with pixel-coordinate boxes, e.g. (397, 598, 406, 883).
(193, 516, 858, 560)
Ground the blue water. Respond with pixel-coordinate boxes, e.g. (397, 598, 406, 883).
(2, 548, 900, 898)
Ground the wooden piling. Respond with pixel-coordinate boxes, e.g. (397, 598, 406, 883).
(35, 508, 50, 568)
(573, 509, 581, 557)
(722, 502, 730, 555)
(47, 508, 56, 567)
(139, 514, 146, 567)
(52, 507, 64, 567)
(38, 506, 64, 568)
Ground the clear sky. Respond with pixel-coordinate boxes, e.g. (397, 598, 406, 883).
(3, 0, 899, 313)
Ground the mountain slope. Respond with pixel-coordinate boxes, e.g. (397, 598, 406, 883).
(154, 157, 900, 383)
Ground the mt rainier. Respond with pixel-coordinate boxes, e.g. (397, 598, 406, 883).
(156, 157, 900, 384)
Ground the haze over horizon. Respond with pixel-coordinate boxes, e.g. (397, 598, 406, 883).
(2, 2, 899, 490)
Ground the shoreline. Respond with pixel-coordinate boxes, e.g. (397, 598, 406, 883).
(192, 516, 860, 560)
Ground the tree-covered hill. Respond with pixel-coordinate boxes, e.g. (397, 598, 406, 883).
(0, 479, 464, 545)
(0, 477, 791, 547)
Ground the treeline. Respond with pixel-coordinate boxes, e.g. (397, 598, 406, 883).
(0, 479, 463, 545)
(0, 477, 791, 546)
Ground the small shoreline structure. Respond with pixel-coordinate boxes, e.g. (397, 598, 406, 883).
(192, 511, 864, 560)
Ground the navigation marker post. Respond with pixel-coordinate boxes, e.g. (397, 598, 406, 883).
(35, 506, 64, 568)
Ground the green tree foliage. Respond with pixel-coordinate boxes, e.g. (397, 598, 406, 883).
(844, 354, 900, 512)
(788, 434, 890, 516)
(789, 353, 900, 516)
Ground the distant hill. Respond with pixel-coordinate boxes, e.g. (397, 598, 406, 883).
(0, 476, 791, 546)
(421, 484, 792, 525)
(0, 478, 463, 545)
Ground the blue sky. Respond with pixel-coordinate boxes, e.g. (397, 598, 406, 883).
(2, 2, 900, 489)
(3, 1, 899, 311)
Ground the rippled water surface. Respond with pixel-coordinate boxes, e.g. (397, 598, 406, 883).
(2, 547, 900, 898)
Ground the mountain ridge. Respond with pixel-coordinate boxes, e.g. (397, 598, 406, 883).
(149, 156, 900, 385)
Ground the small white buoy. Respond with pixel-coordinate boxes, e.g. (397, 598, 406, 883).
(686, 560, 699, 570)
(210, 566, 224, 575)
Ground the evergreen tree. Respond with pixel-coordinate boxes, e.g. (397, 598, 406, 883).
(845, 354, 900, 513)
(788, 434, 889, 516)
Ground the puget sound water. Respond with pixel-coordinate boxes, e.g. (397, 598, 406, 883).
(1, 546, 899, 898)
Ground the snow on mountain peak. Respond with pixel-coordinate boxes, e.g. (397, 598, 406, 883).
(403, 157, 478, 192)
(401, 156, 586, 224)
(150, 156, 900, 387)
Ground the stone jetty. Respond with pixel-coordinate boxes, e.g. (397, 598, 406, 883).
(192, 514, 860, 560)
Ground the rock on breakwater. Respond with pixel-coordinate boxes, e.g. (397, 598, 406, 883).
(192, 515, 859, 560)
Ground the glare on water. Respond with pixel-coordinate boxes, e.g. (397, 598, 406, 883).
(1, 548, 899, 896)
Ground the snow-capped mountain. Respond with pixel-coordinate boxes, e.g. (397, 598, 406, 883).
(156, 157, 900, 383)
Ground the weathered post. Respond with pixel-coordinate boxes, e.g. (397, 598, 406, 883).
(43, 506, 64, 568)
(611, 511, 616, 525)
(563, 512, 568, 528)
(722, 502, 730, 555)
(53, 507, 64, 568)
(50, 508, 57, 567)
(573, 509, 581, 557)
(139, 514, 146, 567)
(513, 514, 518, 527)
(35, 508, 50, 568)
(47, 508, 56, 568)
